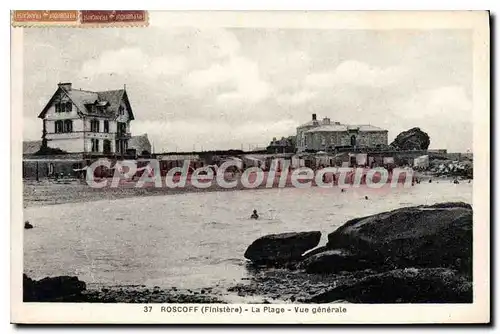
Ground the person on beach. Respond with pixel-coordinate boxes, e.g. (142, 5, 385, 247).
(251, 209, 259, 220)
(24, 221, 33, 229)
(364, 196, 369, 200)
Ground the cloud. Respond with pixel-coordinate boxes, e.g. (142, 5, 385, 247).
(399, 85, 472, 122)
(276, 90, 317, 105)
(186, 56, 272, 103)
(306, 60, 408, 88)
(389, 85, 472, 151)
(80, 48, 187, 78)
(133, 118, 297, 152)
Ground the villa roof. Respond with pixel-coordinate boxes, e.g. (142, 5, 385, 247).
(38, 86, 134, 120)
(23, 140, 42, 155)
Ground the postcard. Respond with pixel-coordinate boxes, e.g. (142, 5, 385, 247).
(11, 10, 490, 324)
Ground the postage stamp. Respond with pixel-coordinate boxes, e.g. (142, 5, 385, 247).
(10, 10, 490, 324)
(11, 10, 79, 27)
(79, 10, 149, 27)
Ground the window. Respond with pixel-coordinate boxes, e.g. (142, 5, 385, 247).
(55, 101, 72, 113)
(91, 139, 100, 152)
(103, 120, 109, 133)
(117, 122, 127, 136)
(90, 119, 100, 132)
(119, 105, 124, 115)
(55, 120, 63, 133)
(321, 135, 326, 146)
(103, 140, 111, 154)
(350, 135, 357, 147)
(64, 120, 73, 133)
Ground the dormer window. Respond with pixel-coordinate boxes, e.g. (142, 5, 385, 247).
(119, 105, 124, 116)
(55, 101, 72, 113)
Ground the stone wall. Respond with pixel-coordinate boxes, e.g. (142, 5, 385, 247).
(304, 131, 388, 151)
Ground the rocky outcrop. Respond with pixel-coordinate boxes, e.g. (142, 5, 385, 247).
(237, 201, 473, 304)
(299, 249, 379, 274)
(244, 231, 321, 265)
(23, 274, 87, 302)
(305, 268, 472, 303)
(326, 202, 472, 274)
(390, 127, 430, 150)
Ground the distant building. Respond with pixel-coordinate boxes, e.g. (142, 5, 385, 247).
(128, 134, 152, 156)
(296, 114, 388, 152)
(266, 136, 295, 154)
(37, 82, 134, 155)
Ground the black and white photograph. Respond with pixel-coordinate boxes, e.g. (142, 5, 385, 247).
(11, 10, 490, 324)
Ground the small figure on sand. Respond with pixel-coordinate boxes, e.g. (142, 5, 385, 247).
(24, 221, 33, 229)
(341, 188, 346, 193)
(429, 179, 432, 183)
(364, 196, 369, 200)
(250, 209, 259, 220)
(453, 179, 460, 184)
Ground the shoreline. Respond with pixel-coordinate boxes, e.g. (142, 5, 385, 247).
(23, 173, 462, 208)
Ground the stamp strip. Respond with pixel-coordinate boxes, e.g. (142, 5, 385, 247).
(11, 10, 149, 28)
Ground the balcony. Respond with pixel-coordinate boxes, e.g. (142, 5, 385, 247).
(116, 131, 131, 139)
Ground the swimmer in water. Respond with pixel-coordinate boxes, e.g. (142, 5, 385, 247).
(250, 209, 259, 220)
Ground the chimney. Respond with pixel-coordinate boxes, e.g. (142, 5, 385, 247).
(58, 82, 72, 91)
(312, 113, 317, 121)
(322, 117, 331, 125)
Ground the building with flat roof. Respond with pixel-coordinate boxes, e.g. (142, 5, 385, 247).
(296, 114, 388, 152)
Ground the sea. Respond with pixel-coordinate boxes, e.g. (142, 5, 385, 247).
(23, 182, 473, 295)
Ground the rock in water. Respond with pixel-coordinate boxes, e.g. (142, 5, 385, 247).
(390, 127, 430, 150)
(306, 268, 472, 303)
(326, 202, 472, 273)
(23, 274, 87, 302)
(299, 249, 378, 274)
(244, 231, 321, 265)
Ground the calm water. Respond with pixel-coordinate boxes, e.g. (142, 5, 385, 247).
(24, 182, 472, 292)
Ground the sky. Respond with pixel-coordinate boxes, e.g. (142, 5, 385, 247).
(22, 16, 473, 152)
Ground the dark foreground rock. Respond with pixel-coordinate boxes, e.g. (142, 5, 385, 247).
(24, 274, 87, 302)
(235, 201, 473, 304)
(304, 268, 472, 303)
(23, 274, 226, 303)
(244, 231, 321, 265)
(299, 249, 381, 274)
(326, 202, 472, 274)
